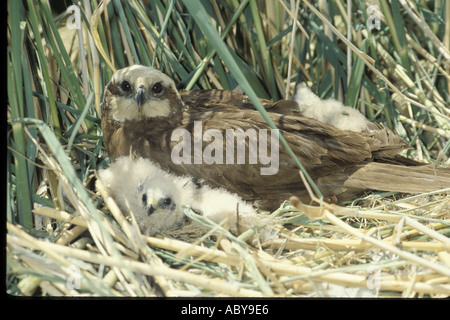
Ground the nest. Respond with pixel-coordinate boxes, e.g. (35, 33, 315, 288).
(6, 147, 450, 298)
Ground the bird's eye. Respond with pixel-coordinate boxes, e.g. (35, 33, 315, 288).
(121, 80, 132, 92)
(142, 193, 147, 205)
(151, 82, 163, 95)
(162, 198, 172, 206)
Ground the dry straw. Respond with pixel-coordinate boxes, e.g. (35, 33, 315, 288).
(7, 0, 450, 298)
(7, 147, 450, 296)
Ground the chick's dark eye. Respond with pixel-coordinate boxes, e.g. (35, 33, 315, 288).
(163, 198, 172, 206)
(121, 80, 132, 92)
(142, 193, 147, 205)
(151, 82, 163, 95)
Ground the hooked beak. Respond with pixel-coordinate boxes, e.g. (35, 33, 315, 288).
(146, 198, 158, 216)
(136, 87, 145, 113)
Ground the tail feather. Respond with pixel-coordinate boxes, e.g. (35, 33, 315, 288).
(344, 162, 450, 194)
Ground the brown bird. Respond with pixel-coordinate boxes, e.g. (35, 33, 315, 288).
(101, 65, 450, 210)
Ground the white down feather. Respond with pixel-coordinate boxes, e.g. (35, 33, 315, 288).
(293, 84, 369, 132)
(97, 157, 258, 235)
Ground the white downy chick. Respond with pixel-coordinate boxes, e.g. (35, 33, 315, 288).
(97, 157, 258, 236)
(189, 183, 258, 233)
(97, 156, 189, 235)
(293, 84, 369, 132)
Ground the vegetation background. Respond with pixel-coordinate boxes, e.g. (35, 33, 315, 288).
(6, 0, 450, 297)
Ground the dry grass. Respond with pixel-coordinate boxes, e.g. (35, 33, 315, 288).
(7, 0, 450, 298)
(7, 144, 450, 297)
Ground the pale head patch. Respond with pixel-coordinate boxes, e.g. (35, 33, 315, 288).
(107, 65, 179, 122)
(111, 96, 172, 122)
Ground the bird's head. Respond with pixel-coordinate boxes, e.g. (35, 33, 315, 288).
(138, 177, 179, 217)
(104, 65, 185, 122)
(142, 188, 176, 216)
(136, 178, 188, 236)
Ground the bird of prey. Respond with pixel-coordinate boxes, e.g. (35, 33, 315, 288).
(101, 65, 450, 210)
(97, 157, 256, 235)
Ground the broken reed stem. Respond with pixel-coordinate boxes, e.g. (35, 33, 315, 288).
(7, 224, 120, 296)
(12, 227, 450, 296)
(148, 236, 241, 266)
(259, 238, 447, 252)
(9, 208, 450, 296)
(33, 199, 131, 251)
(322, 210, 450, 278)
(402, 216, 450, 248)
(7, 222, 263, 297)
(150, 233, 450, 295)
(56, 225, 87, 246)
(29, 201, 450, 281)
(33, 207, 88, 228)
(398, 114, 450, 139)
(279, 273, 450, 295)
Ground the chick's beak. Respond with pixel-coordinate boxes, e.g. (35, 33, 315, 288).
(136, 87, 145, 113)
(146, 198, 158, 216)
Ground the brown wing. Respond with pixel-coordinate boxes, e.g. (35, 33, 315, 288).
(104, 89, 449, 210)
(142, 104, 379, 206)
(180, 89, 301, 114)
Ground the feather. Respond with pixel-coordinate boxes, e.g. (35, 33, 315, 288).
(97, 157, 258, 235)
(293, 84, 369, 132)
(101, 65, 450, 211)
